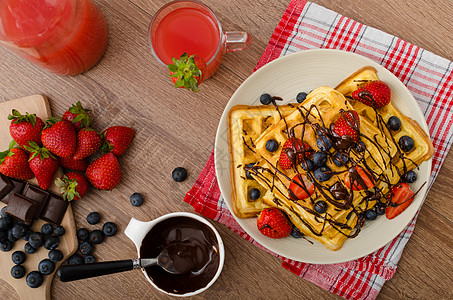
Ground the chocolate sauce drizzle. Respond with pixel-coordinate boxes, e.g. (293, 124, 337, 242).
(244, 92, 423, 240)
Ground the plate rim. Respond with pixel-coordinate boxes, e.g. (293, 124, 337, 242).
(214, 49, 432, 264)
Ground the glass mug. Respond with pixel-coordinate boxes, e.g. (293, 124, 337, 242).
(148, 0, 252, 81)
(0, 0, 108, 76)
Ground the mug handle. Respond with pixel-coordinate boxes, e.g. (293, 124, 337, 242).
(225, 31, 252, 53)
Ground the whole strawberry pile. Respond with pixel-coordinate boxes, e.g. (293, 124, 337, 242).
(0, 102, 135, 200)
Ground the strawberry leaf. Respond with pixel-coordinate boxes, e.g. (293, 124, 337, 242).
(167, 52, 203, 93)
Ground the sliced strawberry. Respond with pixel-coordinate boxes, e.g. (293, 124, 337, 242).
(168, 52, 206, 92)
(279, 138, 312, 170)
(352, 80, 391, 108)
(344, 166, 374, 190)
(288, 174, 315, 200)
(257, 208, 292, 239)
(333, 110, 360, 142)
(386, 183, 415, 219)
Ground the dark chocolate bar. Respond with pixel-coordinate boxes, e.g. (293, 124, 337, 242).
(23, 183, 49, 217)
(2, 177, 26, 204)
(40, 192, 68, 225)
(0, 174, 14, 202)
(5, 193, 38, 224)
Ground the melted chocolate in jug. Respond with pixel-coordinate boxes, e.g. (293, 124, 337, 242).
(140, 216, 220, 294)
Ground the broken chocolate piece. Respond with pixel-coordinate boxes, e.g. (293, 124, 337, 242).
(5, 193, 38, 224)
(40, 192, 68, 225)
(23, 183, 49, 217)
(2, 177, 26, 204)
(0, 174, 14, 202)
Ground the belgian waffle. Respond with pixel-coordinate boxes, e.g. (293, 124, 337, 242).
(249, 87, 396, 250)
(335, 66, 435, 171)
(228, 104, 297, 218)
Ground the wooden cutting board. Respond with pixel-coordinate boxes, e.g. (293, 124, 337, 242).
(0, 95, 78, 300)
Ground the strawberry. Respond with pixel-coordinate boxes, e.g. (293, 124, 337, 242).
(8, 109, 45, 149)
(352, 80, 391, 108)
(0, 141, 34, 180)
(257, 208, 292, 239)
(333, 110, 360, 142)
(41, 119, 77, 158)
(86, 153, 121, 190)
(386, 183, 415, 219)
(73, 128, 102, 160)
(59, 156, 88, 172)
(279, 138, 312, 169)
(344, 166, 374, 191)
(62, 101, 92, 131)
(25, 142, 59, 190)
(167, 52, 206, 92)
(101, 126, 135, 156)
(55, 172, 90, 201)
(288, 174, 315, 200)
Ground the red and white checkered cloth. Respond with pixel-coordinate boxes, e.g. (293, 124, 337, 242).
(184, 1, 453, 299)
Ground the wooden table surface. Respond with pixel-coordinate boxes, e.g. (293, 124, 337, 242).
(1, 0, 452, 299)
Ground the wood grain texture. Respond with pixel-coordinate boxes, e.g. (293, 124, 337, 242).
(0, 0, 451, 299)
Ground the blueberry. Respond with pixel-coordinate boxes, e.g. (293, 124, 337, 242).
(77, 228, 89, 242)
(38, 259, 55, 275)
(11, 265, 26, 279)
(296, 92, 308, 103)
(314, 201, 327, 214)
(0, 240, 13, 252)
(53, 225, 65, 237)
(102, 222, 118, 237)
(265, 139, 279, 152)
(260, 93, 272, 105)
(172, 167, 188, 182)
(84, 255, 96, 264)
(41, 223, 53, 235)
(48, 249, 64, 263)
(290, 225, 304, 238)
(0, 216, 14, 231)
(333, 152, 348, 166)
(26, 271, 43, 288)
(44, 236, 60, 250)
(12, 224, 28, 239)
(0, 206, 7, 217)
(0, 230, 7, 243)
(316, 135, 332, 151)
(7, 228, 18, 242)
(387, 116, 401, 131)
(301, 159, 315, 171)
(67, 254, 84, 265)
(28, 232, 44, 249)
(375, 205, 385, 216)
(249, 188, 261, 200)
(403, 170, 417, 183)
(245, 163, 256, 180)
(12, 250, 26, 264)
(130, 192, 144, 207)
(22, 230, 31, 241)
(88, 230, 104, 244)
(313, 151, 327, 167)
(24, 242, 37, 254)
(398, 136, 415, 152)
(87, 212, 101, 225)
(79, 241, 94, 255)
(365, 209, 377, 220)
(313, 166, 332, 182)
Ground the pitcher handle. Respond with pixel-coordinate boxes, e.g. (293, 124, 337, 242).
(124, 218, 154, 250)
(225, 31, 252, 53)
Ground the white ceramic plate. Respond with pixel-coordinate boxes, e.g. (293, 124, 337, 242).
(214, 49, 432, 264)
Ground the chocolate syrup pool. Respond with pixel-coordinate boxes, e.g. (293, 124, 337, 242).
(139, 216, 220, 294)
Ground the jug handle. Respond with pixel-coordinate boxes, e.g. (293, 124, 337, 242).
(124, 218, 155, 250)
